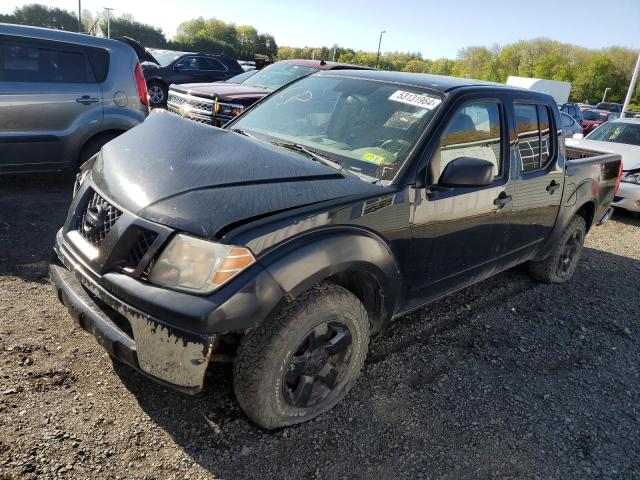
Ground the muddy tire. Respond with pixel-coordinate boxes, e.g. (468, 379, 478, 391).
(528, 215, 586, 284)
(233, 283, 370, 429)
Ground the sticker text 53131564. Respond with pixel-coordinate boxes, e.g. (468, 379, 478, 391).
(388, 90, 441, 110)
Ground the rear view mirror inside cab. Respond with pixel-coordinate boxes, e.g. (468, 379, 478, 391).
(438, 157, 494, 188)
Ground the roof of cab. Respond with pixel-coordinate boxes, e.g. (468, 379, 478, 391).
(315, 69, 529, 93)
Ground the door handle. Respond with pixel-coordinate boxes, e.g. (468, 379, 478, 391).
(546, 180, 560, 194)
(493, 191, 512, 210)
(75, 95, 100, 105)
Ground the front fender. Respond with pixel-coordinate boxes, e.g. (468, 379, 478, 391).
(259, 227, 402, 321)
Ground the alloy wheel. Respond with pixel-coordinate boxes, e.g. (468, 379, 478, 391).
(282, 321, 353, 409)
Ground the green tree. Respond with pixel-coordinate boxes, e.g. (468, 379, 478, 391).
(99, 16, 166, 47)
(1, 3, 78, 31)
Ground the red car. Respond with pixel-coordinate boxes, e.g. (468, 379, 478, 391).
(581, 109, 620, 135)
(167, 59, 373, 126)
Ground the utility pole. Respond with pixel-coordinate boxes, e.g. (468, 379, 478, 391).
(78, 0, 82, 32)
(602, 87, 611, 102)
(332, 47, 336, 62)
(103, 7, 113, 38)
(375, 30, 386, 69)
(622, 51, 640, 118)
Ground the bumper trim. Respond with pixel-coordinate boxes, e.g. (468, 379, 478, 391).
(49, 252, 215, 395)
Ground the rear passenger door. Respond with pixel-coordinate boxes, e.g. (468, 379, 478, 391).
(197, 57, 231, 82)
(507, 100, 564, 259)
(0, 35, 103, 172)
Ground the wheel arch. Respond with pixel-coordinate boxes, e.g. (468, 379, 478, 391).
(260, 228, 402, 333)
(75, 129, 125, 167)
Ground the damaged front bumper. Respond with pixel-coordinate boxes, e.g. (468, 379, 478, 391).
(50, 247, 217, 394)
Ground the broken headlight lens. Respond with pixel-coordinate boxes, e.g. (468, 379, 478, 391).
(148, 234, 255, 294)
(621, 172, 640, 184)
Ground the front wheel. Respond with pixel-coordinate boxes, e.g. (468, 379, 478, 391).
(233, 283, 370, 429)
(147, 81, 166, 107)
(528, 215, 586, 283)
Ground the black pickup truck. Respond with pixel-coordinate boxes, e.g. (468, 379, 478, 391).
(50, 70, 622, 429)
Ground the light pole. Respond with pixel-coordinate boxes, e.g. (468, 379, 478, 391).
(622, 51, 640, 118)
(103, 7, 113, 38)
(602, 87, 611, 103)
(78, 0, 82, 32)
(375, 30, 386, 69)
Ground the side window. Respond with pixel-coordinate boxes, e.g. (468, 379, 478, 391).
(515, 103, 555, 171)
(198, 57, 227, 72)
(436, 101, 502, 179)
(561, 113, 572, 127)
(1, 40, 86, 83)
(175, 57, 198, 70)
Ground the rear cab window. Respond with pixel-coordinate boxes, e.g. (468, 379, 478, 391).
(514, 102, 556, 172)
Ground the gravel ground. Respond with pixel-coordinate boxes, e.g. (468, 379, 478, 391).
(1, 176, 639, 479)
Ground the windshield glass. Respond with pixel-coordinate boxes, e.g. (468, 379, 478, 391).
(242, 63, 317, 91)
(232, 75, 443, 182)
(583, 110, 606, 121)
(227, 69, 257, 83)
(587, 122, 640, 146)
(146, 49, 190, 67)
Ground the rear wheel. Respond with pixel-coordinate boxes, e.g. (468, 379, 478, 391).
(528, 215, 586, 283)
(233, 283, 370, 429)
(76, 132, 119, 169)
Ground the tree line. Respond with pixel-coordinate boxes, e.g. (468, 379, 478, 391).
(2, 4, 638, 107)
(0, 4, 277, 59)
(279, 40, 640, 107)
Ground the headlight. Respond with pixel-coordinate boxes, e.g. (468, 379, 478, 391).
(621, 172, 640, 184)
(215, 102, 243, 117)
(148, 234, 255, 294)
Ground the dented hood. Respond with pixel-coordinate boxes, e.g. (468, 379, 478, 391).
(92, 112, 383, 239)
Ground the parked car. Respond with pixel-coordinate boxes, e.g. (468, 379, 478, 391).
(225, 69, 258, 84)
(582, 109, 620, 135)
(561, 112, 582, 138)
(140, 48, 243, 107)
(167, 59, 373, 126)
(50, 71, 621, 429)
(0, 24, 148, 174)
(560, 102, 584, 126)
(596, 102, 623, 113)
(567, 118, 640, 213)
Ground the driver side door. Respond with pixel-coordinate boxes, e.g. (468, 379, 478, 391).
(407, 95, 514, 308)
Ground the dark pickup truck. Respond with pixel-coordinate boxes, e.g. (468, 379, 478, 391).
(49, 71, 622, 429)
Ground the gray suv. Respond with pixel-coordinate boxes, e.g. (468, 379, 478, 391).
(0, 24, 148, 174)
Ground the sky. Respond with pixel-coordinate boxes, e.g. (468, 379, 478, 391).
(4, 0, 640, 58)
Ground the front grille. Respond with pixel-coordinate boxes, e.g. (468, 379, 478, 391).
(79, 191, 122, 246)
(127, 230, 158, 268)
(168, 93, 214, 114)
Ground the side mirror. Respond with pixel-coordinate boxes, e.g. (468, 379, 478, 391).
(438, 157, 494, 188)
(572, 133, 584, 140)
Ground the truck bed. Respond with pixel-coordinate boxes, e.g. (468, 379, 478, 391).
(564, 145, 622, 225)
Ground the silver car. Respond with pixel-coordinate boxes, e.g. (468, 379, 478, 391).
(0, 24, 148, 174)
(560, 112, 582, 139)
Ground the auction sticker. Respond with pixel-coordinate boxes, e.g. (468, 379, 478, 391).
(389, 90, 441, 110)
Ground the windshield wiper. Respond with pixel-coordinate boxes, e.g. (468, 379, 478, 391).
(269, 141, 344, 172)
(230, 128, 259, 140)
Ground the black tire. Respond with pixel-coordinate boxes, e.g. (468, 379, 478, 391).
(528, 215, 586, 284)
(147, 80, 167, 107)
(233, 283, 370, 429)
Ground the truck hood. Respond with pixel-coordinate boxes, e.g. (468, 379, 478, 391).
(171, 83, 271, 103)
(91, 112, 384, 239)
(566, 138, 640, 170)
